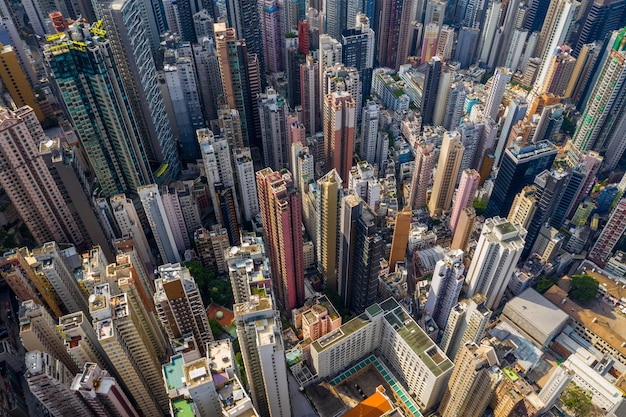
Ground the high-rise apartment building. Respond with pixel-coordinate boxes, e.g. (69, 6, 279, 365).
(342, 13, 375, 98)
(95, 2, 179, 178)
(389, 210, 412, 270)
(429, 132, 465, 216)
(507, 185, 537, 230)
(260, 0, 285, 72)
(31, 242, 90, 315)
(522, 170, 569, 258)
(163, 44, 204, 162)
(316, 169, 343, 291)
(450, 169, 480, 232)
(409, 143, 436, 210)
(138, 185, 181, 264)
(360, 100, 380, 164)
(19, 300, 79, 375)
(337, 195, 383, 314)
(154, 263, 213, 354)
(197, 128, 238, 225)
(226, 0, 264, 75)
(233, 148, 260, 222)
(160, 184, 192, 251)
(531, 0, 578, 95)
(214, 22, 258, 148)
(25, 351, 94, 417)
(71, 362, 140, 417)
(376, 0, 415, 68)
(323, 91, 356, 182)
(588, 199, 626, 266)
(485, 140, 557, 218)
(451, 207, 477, 252)
(258, 88, 289, 170)
(58, 312, 115, 373)
(109, 194, 154, 266)
(45, 21, 151, 197)
(425, 249, 465, 329)
(574, 0, 626, 55)
(0, 44, 43, 120)
(300, 54, 320, 135)
(438, 343, 501, 417)
(571, 28, 626, 158)
(440, 295, 491, 359)
(0, 106, 85, 247)
(91, 284, 169, 416)
(466, 218, 526, 309)
(256, 168, 305, 310)
(484, 67, 511, 121)
(234, 294, 291, 417)
(420, 56, 442, 125)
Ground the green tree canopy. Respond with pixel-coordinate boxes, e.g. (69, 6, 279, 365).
(185, 260, 233, 307)
(570, 274, 599, 303)
(561, 383, 593, 417)
(536, 275, 559, 294)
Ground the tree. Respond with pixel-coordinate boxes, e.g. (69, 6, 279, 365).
(570, 274, 599, 303)
(473, 198, 488, 216)
(536, 275, 559, 294)
(185, 260, 233, 307)
(561, 383, 593, 417)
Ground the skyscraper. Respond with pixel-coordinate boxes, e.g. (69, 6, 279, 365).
(429, 132, 465, 216)
(91, 284, 169, 416)
(360, 100, 380, 164)
(323, 91, 356, 182)
(138, 185, 181, 264)
(485, 140, 557, 218)
(421, 56, 442, 125)
(234, 294, 291, 417)
(153, 263, 213, 354)
(260, 0, 285, 72)
(19, 300, 80, 374)
(233, 148, 260, 222)
(317, 169, 343, 291)
(0, 106, 85, 247)
(522, 170, 569, 258)
(376, 0, 416, 69)
(343, 198, 383, 314)
(507, 185, 537, 230)
(440, 295, 491, 359)
(571, 28, 626, 156)
(451, 207, 477, 252)
(226, 0, 264, 75)
(0, 44, 44, 120)
(215, 22, 258, 148)
(409, 143, 436, 210)
(438, 343, 500, 417)
(95, 2, 179, 179)
(109, 194, 154, 265)
(256, 168, 305, 310)
(43, 21, 156, 197)
(450, 169, 480, 232)
(425, 249, 465, 329)
(573, 0, 626, 55)
(588, 199, 626, 266)
(300, 54, 320, 134)
(163, 44, 204, 162)
(483, 67, 511, 121)
(342, 13, 375, 98)
(258, 88, 289, 170)
(25, 351, 94, 417)
(71, 362, 140, 417)
(466, 218, 526, 310)
(389, 210, 412, 270)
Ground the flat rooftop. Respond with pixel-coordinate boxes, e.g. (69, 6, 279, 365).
(503, 288, 568, 336)
(380, 298, 453, 377)
(312, 314, 371, 351)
